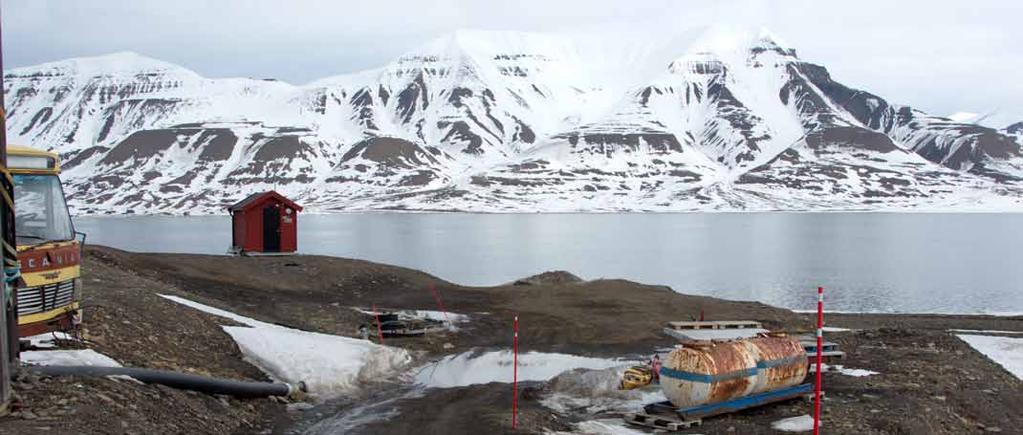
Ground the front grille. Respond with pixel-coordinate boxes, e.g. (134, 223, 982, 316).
(16, 279, 75, 316)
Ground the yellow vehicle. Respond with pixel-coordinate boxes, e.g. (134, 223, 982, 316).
(619, 365, 654, 390)
(7, 145, 81, 337)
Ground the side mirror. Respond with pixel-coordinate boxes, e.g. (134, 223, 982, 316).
(75, 231, 87, 258)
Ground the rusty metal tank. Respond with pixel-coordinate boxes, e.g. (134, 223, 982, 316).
(659, 335, 807, 408)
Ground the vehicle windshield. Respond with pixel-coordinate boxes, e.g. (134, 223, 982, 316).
(13, 173, 74, 246)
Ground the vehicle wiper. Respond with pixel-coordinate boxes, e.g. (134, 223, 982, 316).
(16, 235, 53, 253)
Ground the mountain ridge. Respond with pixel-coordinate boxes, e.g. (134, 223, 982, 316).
(4, 29, 1022, 214)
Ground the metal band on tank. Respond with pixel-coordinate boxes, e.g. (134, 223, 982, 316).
(678, 383, 814, 414)
(659, 366, 758, 383)
(660, 354, 805, 383)
(755, 354, 806, 369)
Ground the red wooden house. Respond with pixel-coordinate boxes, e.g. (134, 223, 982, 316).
(228, 191, 302, 255)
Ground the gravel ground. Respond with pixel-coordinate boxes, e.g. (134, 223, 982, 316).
(1, 246, 1020, 434)
(0, 247, 285, 435)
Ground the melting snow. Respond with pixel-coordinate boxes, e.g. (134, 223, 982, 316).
(811, 364, 879, 377)
(542, 365, 666, 415)
(772, 414, 816, 432)
(25, 332, 77, 349)
(160, 294, 274, 328)
(304, 389, 425, 435)
(413, 350, 629, 388)
(160, 294, 411, 397)
(21, 349, 122, 367)
(829, 365, 879, 377)
(549, 419, 653, 435)
(956, 334, 1023, 380)
(821, 326, 852, 332)
(948, 329, 1023, 335)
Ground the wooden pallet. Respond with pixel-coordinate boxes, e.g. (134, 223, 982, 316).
(665, 320, 763, 330)
(624, 412, 701, 431)
(800, 339, 840, 352)
(800, 339, 846, 359)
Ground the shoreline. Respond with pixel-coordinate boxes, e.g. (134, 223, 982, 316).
(71, 209, 1023, 218)
(791, 309, 1023, 317)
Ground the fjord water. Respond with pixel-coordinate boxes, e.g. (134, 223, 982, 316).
(74, 213, 1023, 314)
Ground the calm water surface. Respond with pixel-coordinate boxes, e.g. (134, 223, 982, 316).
(74, 213, 1023, 314)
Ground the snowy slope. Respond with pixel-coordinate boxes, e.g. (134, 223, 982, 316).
(160, 294, 411, 397)
(1006, 122, 1023, 146)
(4, 29, 1023, 214)
(957, 334, 1023, 380)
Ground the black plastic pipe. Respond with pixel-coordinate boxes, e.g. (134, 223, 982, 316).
(27, 365, 304, 398)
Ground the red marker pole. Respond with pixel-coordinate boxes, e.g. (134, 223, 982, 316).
(813, 286, 824, 435)
(429, 284, 450, 324)
(372, 303, 385, 344)
(512, 315, 519, 430)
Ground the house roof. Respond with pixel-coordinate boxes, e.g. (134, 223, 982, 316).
(227, 190, 303, 212)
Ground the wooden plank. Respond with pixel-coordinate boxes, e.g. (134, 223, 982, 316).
(624, 413, 701, 431)
(663, 327, 768, 342)
(806, 350, 846, 359)
(666, 320, 763, 331)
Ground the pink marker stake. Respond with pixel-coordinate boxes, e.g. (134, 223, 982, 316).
(372, 303, 385, 344)
(813, 286, 824, 435)
(429, 284, 450, 324)
(512, 315, 519, 430)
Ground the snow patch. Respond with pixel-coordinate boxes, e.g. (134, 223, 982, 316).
(948, 329, 1023, 335)
(821, 326, 852, 332)
(221, 326, 411, 396)
(21, 349, 122, 367)
(161, 294, 273, 328)
(811, 364, 879, 377)
(542, 366, 666, 415)
(956, 334, 1023, 380)
(772, 414, 816, 432)
(947, 112, 980, 123)
(160, 294, 412, 397)
(828, 364, 878, 377)
(413, 350, 629, 388)
(25, 332, 77, 349)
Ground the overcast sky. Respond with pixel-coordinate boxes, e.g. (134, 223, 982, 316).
(3, 0, 1022, 126)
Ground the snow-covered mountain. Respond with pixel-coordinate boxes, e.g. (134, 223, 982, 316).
(5, 28, 1023, 214)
